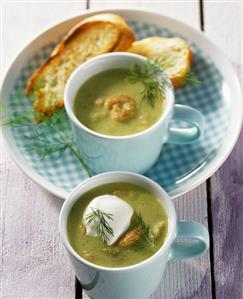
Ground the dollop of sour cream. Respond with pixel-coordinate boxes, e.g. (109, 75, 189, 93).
(83, 195, 133, 246)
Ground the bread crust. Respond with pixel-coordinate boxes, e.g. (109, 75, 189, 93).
(128, 36, 192, 88)
(26, 13, 135, 116)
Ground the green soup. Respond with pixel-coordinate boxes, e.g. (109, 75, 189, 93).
(73, 69, 163, 136)
(67, 182, 168, 268)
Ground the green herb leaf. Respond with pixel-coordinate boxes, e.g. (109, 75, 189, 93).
(1, 89, 92, 177)
(131, 212, 155, 247)
(126, 58, 171, 107)
(85, 208, 114, 245)
(127, 58, 201, 107)
(182, 72, 200, 86)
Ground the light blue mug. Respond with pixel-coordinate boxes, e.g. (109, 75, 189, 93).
(64, 53, 204, 174)
(59, 172, 209, 299)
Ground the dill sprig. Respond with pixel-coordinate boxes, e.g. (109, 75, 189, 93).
(85, 208, 114, 245)
(182, 72, 200, 86)
(156, 56, 201, 86)
(127, 59, 171, 107)
(132, 212, 155, 247)
(127, 58, 200, 107)
(1, 89, 92, 177)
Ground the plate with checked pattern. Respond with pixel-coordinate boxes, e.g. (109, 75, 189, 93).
(2, 9, 242, 199)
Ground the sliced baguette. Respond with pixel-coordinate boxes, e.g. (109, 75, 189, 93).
(127, 37, 192, 88)
(26, 13, 135, 116)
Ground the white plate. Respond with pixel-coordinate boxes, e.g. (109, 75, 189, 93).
(2, 8, 242, 199)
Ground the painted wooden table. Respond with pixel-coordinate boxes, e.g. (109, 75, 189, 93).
(1, 1, 242, 298)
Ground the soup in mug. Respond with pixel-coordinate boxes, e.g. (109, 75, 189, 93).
(67, 182, 168, 268)
(73, 68, 164, 136)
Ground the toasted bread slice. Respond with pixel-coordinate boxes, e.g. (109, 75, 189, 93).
(128, 37, 192, 88)
(26, 13, 135, 116)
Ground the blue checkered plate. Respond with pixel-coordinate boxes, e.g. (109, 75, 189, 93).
(2, 9, 242, 199)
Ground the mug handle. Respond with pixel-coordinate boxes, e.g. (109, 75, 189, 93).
(166, 104, 205, 144)
(169, 220, 209, 261)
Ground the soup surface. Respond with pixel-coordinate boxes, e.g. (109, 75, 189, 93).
(67, 182, 168, 268)
(73, 68, 164, 136)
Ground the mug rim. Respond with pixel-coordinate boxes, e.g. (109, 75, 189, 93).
(64, 52, 174, 140)
(59, 171, 177, 272)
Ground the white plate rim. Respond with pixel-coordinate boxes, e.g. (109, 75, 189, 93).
(1, 8, 242, 199)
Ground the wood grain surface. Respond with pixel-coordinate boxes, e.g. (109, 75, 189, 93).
(204, 1, 243, 298)
(1, 1, 242, 299)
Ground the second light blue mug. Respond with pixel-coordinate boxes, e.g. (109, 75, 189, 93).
(64, 53, 204, 174)
(59, 172, 209, 299)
